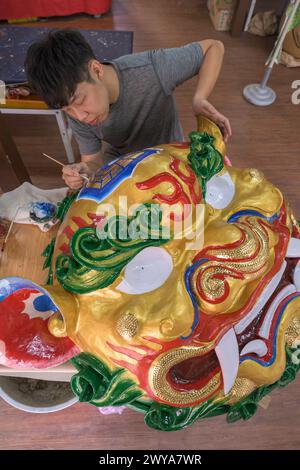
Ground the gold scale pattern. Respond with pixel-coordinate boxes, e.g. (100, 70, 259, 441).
(196, 218, 271, 302)
(150, 346, 221, 405)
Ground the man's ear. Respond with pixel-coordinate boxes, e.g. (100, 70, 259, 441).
(89, 59, 104, 80)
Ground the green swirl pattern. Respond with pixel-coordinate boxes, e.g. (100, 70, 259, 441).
(42, 238, 55, 285)
(56, 190, 78, 222)
(69, 345, 300, 431)
(56, 203, 170, 294)
(187, 131, 224, 199)
(71, 353, 143, 407)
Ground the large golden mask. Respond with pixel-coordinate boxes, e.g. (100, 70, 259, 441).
(1, 117, 300, 430)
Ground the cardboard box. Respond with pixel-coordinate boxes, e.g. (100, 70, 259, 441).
(208, 0, 237, 32)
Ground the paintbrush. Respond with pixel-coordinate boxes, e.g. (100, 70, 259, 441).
(1, 206, 19, 253)
(42, 153, 90, 183)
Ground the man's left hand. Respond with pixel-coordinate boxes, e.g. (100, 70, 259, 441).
(192, 97, 232, 143)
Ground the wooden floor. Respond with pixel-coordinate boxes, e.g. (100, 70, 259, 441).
(0, 0, 300, 450)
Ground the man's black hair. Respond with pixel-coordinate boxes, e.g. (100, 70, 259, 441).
(25, 29, 96, 109)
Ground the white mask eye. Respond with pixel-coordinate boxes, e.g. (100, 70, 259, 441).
(116, 247, 173, 294)
(205, 171, 235, 209)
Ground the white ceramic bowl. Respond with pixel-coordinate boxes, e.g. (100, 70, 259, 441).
(0, 376, 78, 413)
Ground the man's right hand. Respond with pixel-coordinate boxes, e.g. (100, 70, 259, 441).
(62, 162, 95, 189)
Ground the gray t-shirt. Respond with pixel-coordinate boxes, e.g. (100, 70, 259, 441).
(67, 42, 203, 159)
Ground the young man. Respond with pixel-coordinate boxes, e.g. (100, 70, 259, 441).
(25, 29, 231, 189)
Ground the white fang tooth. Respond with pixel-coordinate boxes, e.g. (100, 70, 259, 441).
(293, 260, 300, 291)
(259, 284, 296, 339)
(286, 237, 300, 258)
(234, 261, 286, 335)
(240, 339, 268, 357)
(215, 328, 239, 396)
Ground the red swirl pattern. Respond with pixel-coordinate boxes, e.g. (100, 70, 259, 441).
(136, 156, 202, 221)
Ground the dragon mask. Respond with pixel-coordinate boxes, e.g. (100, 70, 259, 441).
(1, 117, 299, 431)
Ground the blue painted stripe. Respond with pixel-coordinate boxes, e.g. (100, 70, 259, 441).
(77, 148, 161, 203)
(180, 258, 208, 340)
(228, 210, 279, 224)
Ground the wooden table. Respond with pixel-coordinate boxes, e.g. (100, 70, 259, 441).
(0, 220, 57, 281)
(0, 95, 75, 192)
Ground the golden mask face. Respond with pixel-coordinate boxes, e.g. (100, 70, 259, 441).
(43, 135, 299, 408)
(2, 119, 300, 411)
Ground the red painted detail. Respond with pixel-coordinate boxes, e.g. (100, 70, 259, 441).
(72, 216, 90, 228)
(110, 332, 222, 407)
(136, 156, 202, 220)
(136, 171, 190, 221)
(170, 156, 202, 204)
(107, 342, 145, 361)
(192, 211, 291, 342)
(62, 225, 74, 240)
(195, 266, 244, 304)
(142, 336, 165, 345)
(59, 243, 70, 255)
(110, 358, 139, 377)
(87, 212, 106, 228)
(59, 213, 99, 254)
(169, 142, 190, 149)
(0, 288, 79, 369)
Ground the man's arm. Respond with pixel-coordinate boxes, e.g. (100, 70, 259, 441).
(62, 151, 103, 189)
(195, 39, 224, 100)
(193, 39, 232, 142)
(81, 151, 104, 172)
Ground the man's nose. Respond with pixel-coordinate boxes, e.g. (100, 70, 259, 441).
(72, 107, 88, 122)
